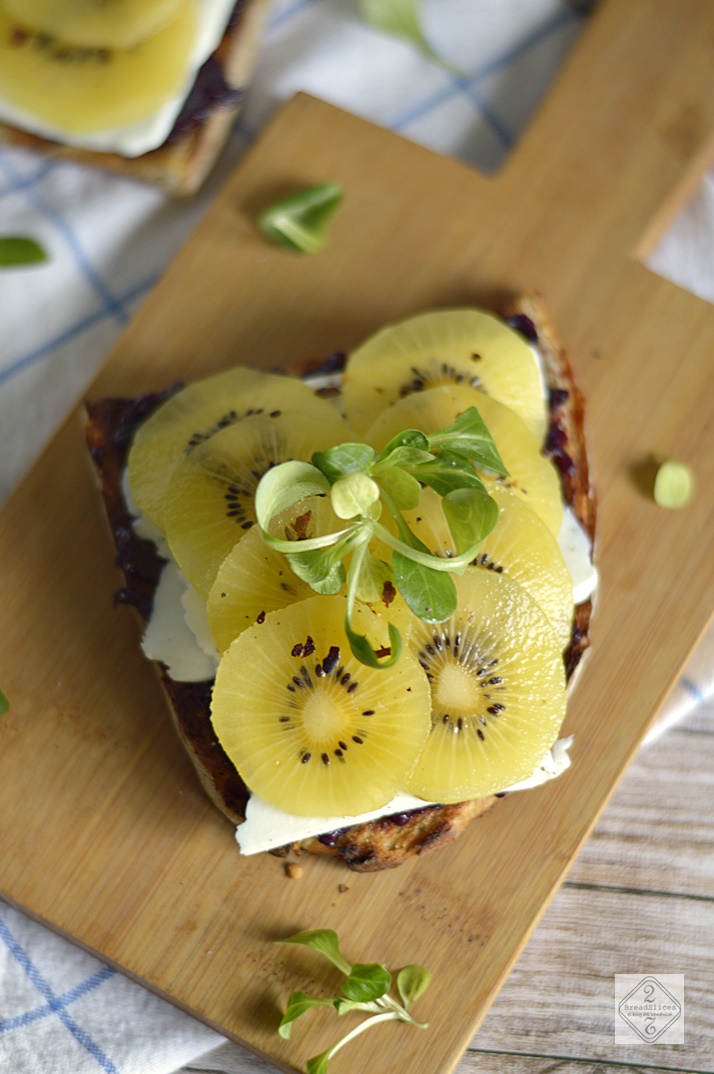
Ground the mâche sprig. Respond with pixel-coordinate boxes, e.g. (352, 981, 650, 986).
(0, 236, 47, 267)
(360, 0, 463, 74)
(277, 929, 431, 1073)
(258, 184, 343, 253)
(255, 406, 508, 667)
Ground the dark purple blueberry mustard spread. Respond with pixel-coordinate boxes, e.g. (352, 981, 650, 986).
(167, 57, 245, 142)
(546, 421, 576, 479)
(506, 314, 577, 488)
(113, 523, 166, 620)
(107, 386, 181, 466)
(549, 387, 570, 410)
(90, 387, 180, 621)
(505, 312, 538, 344)
(166, 1, 247, 143)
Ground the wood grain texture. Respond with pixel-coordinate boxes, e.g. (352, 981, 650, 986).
(180, 703, 714, 1074)
(1, 2, 714, 1073)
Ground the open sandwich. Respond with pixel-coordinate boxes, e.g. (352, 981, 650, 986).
(84, 294, 596, 871)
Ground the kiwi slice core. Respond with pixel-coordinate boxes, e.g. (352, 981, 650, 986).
(211, 597, 432, 817)
(404, 570, 567, 804)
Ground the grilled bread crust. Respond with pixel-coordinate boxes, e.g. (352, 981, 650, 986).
(83, 294, 595, 870)
(0, 0, 270, 197)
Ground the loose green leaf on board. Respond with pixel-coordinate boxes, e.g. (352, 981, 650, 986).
(278, 992, 335, 1040)
(278, 927, 430, 1072)
(277, 930, 352, 976)
(305, 1047, 332, 1074)
(333, 997, 381, 1016)
(342, 963, 392, 1003)
(396, 965, 432, 1009)
(258, 184, 343, 253)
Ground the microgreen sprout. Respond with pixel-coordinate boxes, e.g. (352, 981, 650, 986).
(277, 928, 431, 1073)
(0, 236, 47, 268)
(360, 0, 463, 74)
(258, 184, 343, 253)
(255, 406, 507, 667)
(0, 688, 8, 716)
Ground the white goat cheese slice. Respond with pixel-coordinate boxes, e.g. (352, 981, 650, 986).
(559, 506, 597, 603)
(236, 738, 574, 855)
(141, 560, 218, 681)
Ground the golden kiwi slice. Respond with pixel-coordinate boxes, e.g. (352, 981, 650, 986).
(0, 5, 196, 135)
(207, 495, 343, 653)
(163, 408, 353, 597)
(211, 596, 432, 817)
(403, 485, 574, 649)
(365, 384, 563, 535)
(342, 309, 547, 441)
(3, 0, 184, 49)
(404, 569, 567, 804)
(128, 367, 351, 531)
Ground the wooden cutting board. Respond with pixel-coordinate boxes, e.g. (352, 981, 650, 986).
(1, 1, 713, 1071)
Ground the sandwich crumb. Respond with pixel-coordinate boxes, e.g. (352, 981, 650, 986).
(285, 862, 303, 879)
(338, 883, 349, 893)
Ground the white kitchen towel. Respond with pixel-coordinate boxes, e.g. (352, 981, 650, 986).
(0, 2, 711, 1074)
(0, 904, 225, 1074)
(0, 0, 588, 504)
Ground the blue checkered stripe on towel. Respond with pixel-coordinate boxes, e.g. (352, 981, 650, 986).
(0, 904, 121, 1073)
(0, 903, 223, 1074)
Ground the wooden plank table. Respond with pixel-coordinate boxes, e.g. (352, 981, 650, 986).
(470, 679, 714, 1072)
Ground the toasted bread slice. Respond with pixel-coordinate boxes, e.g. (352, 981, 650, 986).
(83, 294, 595, 870)
(0, 0, 270, 196)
